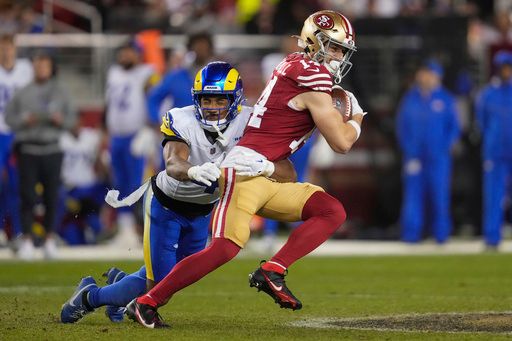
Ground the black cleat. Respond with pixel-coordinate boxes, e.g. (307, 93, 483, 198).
(249, 266, 302, 310)
(125, 298, 169, 329)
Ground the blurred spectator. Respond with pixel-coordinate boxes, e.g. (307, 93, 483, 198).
(57, 125, 106, 245)
(0, 2, 18, 34)
(181, 0, 241, 34)
(0, 34, 33, 244)
(147, 32, 215, 126)
(469, 9, 512, 60)
(396, 60, 461, 244)
(273, 0, 321, 34)
(475, 51, 512, 248)
(244, 0, 320, 35)
(5, 50, 77, 260)
(105, 39, 156, 247)
(18, 4, 44, 33)
(260, 34, 299, 80)
(245, 0, 277, 34)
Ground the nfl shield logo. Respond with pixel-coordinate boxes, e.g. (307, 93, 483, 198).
(210, 147, 216, 154)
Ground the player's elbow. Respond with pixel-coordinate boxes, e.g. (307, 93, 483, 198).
(330, 138, 354, 154)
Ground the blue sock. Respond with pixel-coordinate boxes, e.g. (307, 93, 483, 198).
(88, 266, 147, 308)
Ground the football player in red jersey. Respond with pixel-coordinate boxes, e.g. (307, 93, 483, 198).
(127, 10, 367, 328)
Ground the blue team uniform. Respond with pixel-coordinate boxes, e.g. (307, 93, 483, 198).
(146, 68, 193, 125)
(396, 84, 461, 243)
(476, 78, 512, 246)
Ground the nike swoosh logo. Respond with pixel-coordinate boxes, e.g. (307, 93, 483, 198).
(263, 272, 283, 291)
(69, 283, 95, 307)
(269, 281, 283, 291)
(136, 308, 155, 328)
(309, 68, 320, 72)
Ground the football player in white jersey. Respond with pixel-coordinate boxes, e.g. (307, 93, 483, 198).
(105, 39, 156, 247)
(61, 61, 295, 324)
(58, 126, 105, 245)
(0, 34, 33, 244)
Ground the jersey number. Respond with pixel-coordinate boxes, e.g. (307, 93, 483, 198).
(108, 84, 131, 111)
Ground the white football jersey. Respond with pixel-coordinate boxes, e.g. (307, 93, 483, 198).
(60, 128, 101, 188)
(156, 105, 252, 205)
(105, 64, 154, 136)
(0, 59, 33, 132)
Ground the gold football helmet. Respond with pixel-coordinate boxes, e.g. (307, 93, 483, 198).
(298, 10, 357, 83)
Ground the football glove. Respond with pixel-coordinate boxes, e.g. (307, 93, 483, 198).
(130, 127, 158, 157)
(345, 90, 367, 117)
(187, 162, 221, 186)
(233, 154, 275, 177)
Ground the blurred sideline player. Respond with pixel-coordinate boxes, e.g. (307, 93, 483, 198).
(476, 51, 512, 248)
(60, 62, 294, 324)
(147, 32, 215, 125)
(0, 34, 33, 243)
(105, 39, 156, 247)
(396, 60, 461, 244)
(57, 124, 106, 245)
(128, 10, 367, 328)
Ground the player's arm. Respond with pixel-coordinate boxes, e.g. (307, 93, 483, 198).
(299, 91, 364, 154)
(163, 140, 192, 181)
(163, 140, 220, 186)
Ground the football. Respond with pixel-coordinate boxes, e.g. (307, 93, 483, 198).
(332, 85, 352, 122)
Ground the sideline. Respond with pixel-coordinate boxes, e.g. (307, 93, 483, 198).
(0, 239, 511, 261)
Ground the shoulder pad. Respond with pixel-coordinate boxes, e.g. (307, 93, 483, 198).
(285, 57, 333, 92)
(160, 109, 183, 138)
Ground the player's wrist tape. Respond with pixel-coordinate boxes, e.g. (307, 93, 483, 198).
(348, 120, 361, 140)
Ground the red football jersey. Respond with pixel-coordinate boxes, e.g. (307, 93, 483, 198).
(238, 53, 333, 161)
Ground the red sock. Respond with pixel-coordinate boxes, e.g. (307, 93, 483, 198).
(261, 261, 287, 274)
(137, 238, 241, 307)
(137, 293, 159, 307)
(270, 191, 346, 269)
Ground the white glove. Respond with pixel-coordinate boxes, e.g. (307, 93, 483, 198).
(130, 127, 158, 157)
(345, 90, 367, 117)
(233, 154, 275, 177)
(187, 162, 221, 186)
(405, 159, 422, 175)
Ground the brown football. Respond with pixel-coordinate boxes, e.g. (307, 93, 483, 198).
(332, 85, 352, 122)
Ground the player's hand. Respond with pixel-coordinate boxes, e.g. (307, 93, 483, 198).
(405, 158, 422, 175)
(345, 90, 367, 117)
(187, 162, 221, 186)
(233, 154, 275, 177)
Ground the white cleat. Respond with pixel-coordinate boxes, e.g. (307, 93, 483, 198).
(17, 238, 35, 261)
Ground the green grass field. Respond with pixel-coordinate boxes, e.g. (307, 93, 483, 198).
(1, 254, 511, 340)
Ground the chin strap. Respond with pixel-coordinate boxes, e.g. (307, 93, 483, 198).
(212, 124, 229, 148)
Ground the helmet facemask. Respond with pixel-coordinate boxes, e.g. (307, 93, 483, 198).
(194, 94, 235, 132)
(312, 32, 356, 84)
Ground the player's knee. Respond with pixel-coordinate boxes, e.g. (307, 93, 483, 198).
(323, 195, 346, 228)
(210, 238, 241, 263)
(302, 191, 346, 227)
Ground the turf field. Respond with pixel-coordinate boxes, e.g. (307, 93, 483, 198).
(1, 254, 511, 340)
